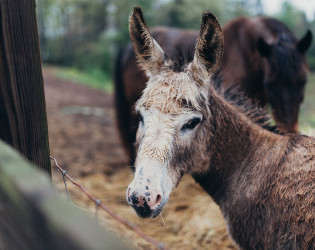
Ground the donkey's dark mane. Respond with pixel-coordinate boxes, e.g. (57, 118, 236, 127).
(270, 42, 303, 82)
(167, 48, 280, 134)
(264, 29, 304, 82)
(218, 84, 281, 134)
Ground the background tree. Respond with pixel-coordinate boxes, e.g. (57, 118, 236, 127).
(0, 0, 51, 173)
(155, 0, 227, 29)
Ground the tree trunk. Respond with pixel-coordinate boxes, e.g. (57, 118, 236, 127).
(0, 0, 51, 175)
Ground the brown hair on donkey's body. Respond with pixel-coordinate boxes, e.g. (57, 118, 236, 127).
(126, 7, 315, 249)
(115, 15, 312, 162)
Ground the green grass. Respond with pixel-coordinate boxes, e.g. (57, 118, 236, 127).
(47, 66, 113, 93)
(299, 72, 315, 135)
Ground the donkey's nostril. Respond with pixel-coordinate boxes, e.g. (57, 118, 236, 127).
(149, 193, 162, 209)
(156, 194, 162, 204)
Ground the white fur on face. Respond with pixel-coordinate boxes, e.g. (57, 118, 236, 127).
(130, 108, 176, 202)
(130, 106, 203, 202)
(137, 108, 175, 162)
(136, 70, 209, 116)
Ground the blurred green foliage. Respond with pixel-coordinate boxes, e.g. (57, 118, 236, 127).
(36, 0, 315, 87)
(51, 66, 113, 92)
(274, 2, 315, 71)
(299, 73, 315, 135)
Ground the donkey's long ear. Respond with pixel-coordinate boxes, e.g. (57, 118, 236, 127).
(297, 30, 312, 54)
(129, 7, 167, 77)
(192, 12, 223, 83)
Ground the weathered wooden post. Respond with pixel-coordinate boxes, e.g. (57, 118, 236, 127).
(0, 0, 51, 174)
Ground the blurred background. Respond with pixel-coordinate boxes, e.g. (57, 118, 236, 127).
(36, 0, 315, 89)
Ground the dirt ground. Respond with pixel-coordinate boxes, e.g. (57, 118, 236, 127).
(44, 68, 236, 249)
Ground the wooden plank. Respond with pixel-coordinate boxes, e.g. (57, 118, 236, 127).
(0, 140, 128, 250)
(0, 0, 51, 174)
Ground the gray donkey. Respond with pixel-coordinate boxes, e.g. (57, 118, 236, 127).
(126, 7, 315, 249)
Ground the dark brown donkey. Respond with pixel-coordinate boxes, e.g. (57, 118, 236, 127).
(125, 7, 315, 249)
(222, 17, 312, 133)
(115, 15, 312, 162)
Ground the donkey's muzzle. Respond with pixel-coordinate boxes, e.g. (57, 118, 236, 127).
(127, 188, 163, 218)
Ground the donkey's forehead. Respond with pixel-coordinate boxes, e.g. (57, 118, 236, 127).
(136, 71, 207, 114)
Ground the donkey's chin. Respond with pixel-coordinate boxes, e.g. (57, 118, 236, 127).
(132, 201, 167, 218)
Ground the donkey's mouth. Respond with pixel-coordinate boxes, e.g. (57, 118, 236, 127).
(151, 205, 164, 218)
(132, 202, 166, 218)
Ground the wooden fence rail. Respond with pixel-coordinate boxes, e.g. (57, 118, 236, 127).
(0, 140, 128, 250)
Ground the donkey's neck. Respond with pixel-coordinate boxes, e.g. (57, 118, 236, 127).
(193, 88, 288, 204)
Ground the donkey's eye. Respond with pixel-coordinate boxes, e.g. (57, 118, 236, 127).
(181, 117, 201, 131)
(137, 112, 144, 124)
